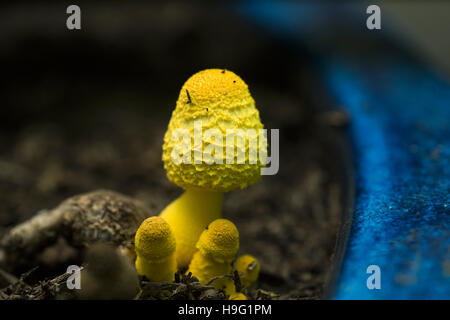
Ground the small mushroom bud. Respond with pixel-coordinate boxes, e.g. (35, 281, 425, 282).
(134, 216, 176, 282)
(187, 219, 239, 291)
(235, 254, 260, 288)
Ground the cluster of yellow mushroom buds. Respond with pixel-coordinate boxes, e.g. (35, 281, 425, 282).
(134, 69, 265, 299)
(133, 216, 260, 297)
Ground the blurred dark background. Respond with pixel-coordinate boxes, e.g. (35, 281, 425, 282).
(0, 2, 322, 225)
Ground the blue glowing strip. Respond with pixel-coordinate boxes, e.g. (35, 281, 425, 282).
(323, 61, 450, 299)
(240, 1, 450, 299)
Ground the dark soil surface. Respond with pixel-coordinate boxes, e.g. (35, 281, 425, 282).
(0, 3, 349, 299)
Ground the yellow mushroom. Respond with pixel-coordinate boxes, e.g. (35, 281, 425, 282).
(188, 219, 239, 291)
(134, 216, 176, 282)
(228, 292, 248, 300)
(161, 69, 267, 268)
(235, 254, 260, 288)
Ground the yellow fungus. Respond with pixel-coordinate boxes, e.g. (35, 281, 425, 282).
(160, 69, 266, 268)
(160, 189, 223, 269)
(228, 292, 248, 300)
(188, 219, 239, 291)
(235, 254, 260, 288)
(134, 216, 176, 282)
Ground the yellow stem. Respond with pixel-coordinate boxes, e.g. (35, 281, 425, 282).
(159, 189, 223, 269)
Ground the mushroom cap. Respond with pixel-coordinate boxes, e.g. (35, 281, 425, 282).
(196, 219, 239, 263)
(134, 216, 176, 262)
(235, 254, 260, 285)
(162, 69, 267, 192)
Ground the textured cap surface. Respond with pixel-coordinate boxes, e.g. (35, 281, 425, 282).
(196, 218, 239, 263)
(162, 69, 267, 192)
(134, 216, 176, 262)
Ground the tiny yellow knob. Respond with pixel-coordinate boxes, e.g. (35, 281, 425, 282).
(228, 292, 248, 300)
(235, 254, 260, 287)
